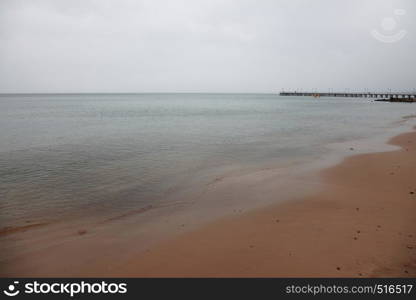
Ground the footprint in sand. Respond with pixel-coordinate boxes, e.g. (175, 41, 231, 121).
(77, 229, 87, 235)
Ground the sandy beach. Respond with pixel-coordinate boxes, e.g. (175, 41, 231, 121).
(1, 129, 416, 277)
(111, 130, 416, 277)
(2, 0, 415, 283)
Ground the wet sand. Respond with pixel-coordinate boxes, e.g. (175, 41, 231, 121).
(113, 130, 416, 277)
(1, 130, 416, 277)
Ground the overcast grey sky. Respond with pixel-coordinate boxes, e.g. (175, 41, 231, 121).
(0, 0, 415, 93)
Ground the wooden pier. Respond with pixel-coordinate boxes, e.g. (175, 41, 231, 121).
(279, 91, 416, 101)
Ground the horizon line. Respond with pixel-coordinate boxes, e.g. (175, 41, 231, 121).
(1, 90, 415, 96)
(0, 92, 281, 96)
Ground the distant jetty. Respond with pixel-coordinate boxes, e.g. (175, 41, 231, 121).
(375, 97, 416, 103)
(279, 91, 416, 102)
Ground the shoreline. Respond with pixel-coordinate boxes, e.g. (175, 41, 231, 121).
(1, 127, 416, 277)
(113, 129, 416, 277)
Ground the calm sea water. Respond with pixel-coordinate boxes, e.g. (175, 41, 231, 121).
(0, 93, 413, 225)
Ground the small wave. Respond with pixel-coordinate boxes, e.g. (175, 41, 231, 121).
(101, 205, 154, 223)
(0, 222, 48, 236)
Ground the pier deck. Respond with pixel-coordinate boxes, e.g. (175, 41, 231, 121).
(279, 91, 416, 101)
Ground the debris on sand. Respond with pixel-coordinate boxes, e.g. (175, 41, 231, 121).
(77, 229, 87, 235)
